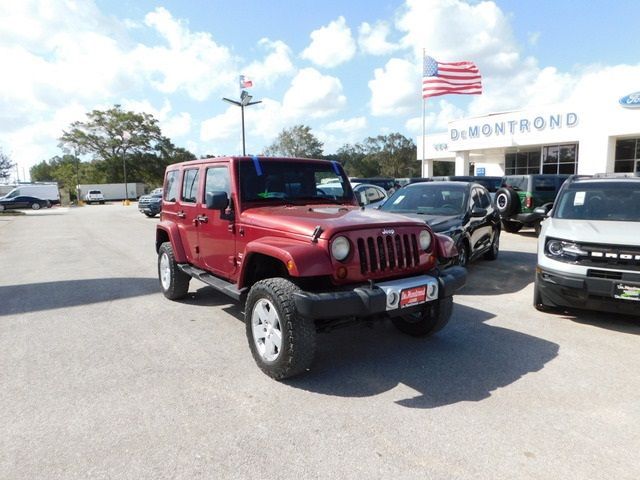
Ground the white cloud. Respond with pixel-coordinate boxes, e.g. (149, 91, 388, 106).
(132, 7, 238, 101)
(120, 99, 192, 138)
(318, 116, 368, 153)
(358, 21, 399, 56)
(282, 68, 347, 118)
(528, 31, 541, 46)
(243, 38, 295, 88)
(368, 58, 419, 116)
(301, 16, 356, 68)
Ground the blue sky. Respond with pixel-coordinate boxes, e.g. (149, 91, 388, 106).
(1, 0, 638, 180)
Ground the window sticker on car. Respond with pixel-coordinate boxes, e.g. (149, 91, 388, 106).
(393, 195, 405, 205)
(574, 191, 586, 206)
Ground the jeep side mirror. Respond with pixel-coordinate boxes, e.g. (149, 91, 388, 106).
(206, 191, 229, 210)
(471, 206, 487, 218)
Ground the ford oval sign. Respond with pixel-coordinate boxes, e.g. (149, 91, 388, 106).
(619, 92, 640, 108)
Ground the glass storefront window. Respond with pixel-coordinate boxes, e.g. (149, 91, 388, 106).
(542, 144, 577, 174)
(614, 138, 639, 173)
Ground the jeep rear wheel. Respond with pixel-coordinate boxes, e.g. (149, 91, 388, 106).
(245, 278, 316, 380)
(158, 242, 190, 300)
(392, 296, 453, 337)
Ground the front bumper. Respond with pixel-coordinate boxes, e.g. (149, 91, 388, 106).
(294, 266, 467, 320)
(536, 266, 640, 316)
(139, 205, 161, 214)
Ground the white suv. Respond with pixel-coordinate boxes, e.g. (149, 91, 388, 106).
(84, 190, 105, 204)
(535, 174, 640, 315)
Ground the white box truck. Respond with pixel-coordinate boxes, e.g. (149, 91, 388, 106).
(0, 183, 60, 204)
(78, 183, 146, 201)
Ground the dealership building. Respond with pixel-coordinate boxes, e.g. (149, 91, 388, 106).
(418, 90, 640, 177)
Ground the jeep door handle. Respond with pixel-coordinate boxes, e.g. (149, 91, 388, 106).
(177, 211, 186, 218)
(196, 215, 208, 224)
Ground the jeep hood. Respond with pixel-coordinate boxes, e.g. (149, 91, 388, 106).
(545, 218, 640, 245)
(241, 205, 424, 238)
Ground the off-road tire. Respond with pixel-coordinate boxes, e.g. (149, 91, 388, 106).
(502, 220, 523, 233)
(245, 278, 316, 380)
(392, 296, 453, 337)
(495, 187, 520, 217)
(158, 242, 190, 300)
(484, 231, 500, 260)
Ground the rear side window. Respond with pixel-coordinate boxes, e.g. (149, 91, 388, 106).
(164, 170, 180, 202)
(181, 169, 200, 203)
(205, 166, 231, 199)
(533, 177, 556, 192)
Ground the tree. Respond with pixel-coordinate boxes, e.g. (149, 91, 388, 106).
(0, 148, 15, 181)
(264, 125, 323, 158)
(363, 133, 419, 178)
(335, 132, 419, 178)
(57, 105, 195, 187)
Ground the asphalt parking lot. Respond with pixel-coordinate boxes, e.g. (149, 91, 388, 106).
(1, 204, 639, 479)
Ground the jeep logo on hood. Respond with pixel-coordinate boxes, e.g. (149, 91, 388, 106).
(382, 228, 395, 235)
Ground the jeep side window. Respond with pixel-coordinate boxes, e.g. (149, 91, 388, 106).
(181, 168, 200, 203)
(164, 170, 179, 202)
(205, 167, 231, 199)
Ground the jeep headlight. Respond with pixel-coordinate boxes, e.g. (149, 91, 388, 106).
(419, 230, 431, 251)
(331, 236, 351, 261)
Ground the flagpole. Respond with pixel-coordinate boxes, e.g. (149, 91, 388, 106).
(421, 48, 427, 177)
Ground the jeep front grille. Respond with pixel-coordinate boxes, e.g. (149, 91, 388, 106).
(357, 233, 420, 274)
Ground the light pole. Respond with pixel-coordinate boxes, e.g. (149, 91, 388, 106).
(75, 149, 82, 205)
(222, 90, 262, 155)
(122, 131, 131, 205)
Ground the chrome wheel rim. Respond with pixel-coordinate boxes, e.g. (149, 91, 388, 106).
(251, 299, 282, 362)
(496, 194, 507, 210)
(160, 252, 171, 290)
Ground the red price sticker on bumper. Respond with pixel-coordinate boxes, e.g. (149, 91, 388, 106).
(400, 286, 427, 308)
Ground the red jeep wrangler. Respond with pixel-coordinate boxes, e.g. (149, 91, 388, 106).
(156, 156, 466, 379)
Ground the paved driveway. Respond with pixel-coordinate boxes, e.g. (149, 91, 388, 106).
(0, 205, 638, 479)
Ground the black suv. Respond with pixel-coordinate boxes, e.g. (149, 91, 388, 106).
(495, 174, 570, 234)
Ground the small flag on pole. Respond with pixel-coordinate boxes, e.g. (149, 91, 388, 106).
(422, 55, 482, 98)
(239, 75, 253, 89)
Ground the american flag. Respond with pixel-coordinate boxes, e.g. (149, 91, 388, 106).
(422, 55, 482, 98)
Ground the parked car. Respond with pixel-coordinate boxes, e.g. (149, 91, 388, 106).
(317, 182, 388, 208)
(138, 192, 163, 217)
(432, 175, 503, 193)
(84, 189, 105, 204)
(156, 156, 466, 380)
(534, 173, 640, 315)
(0, 195, 51, 211)
(495, 174, 570, 234)
(379, 181, 500, 267)
(348, 177, 396, 192)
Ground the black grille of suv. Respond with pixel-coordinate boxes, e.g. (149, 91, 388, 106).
(357, 234, 420, 274)
(577, 243, 640, 272)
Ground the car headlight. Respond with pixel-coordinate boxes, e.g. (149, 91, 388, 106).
(545, 238, 588, 261)
(331, 236, 351, 261)
(419, 230, 432, 251)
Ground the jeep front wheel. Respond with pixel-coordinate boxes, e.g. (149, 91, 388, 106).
(158, 242, 190, 300)
(245, 278, 316, 380)
(392, 296, 453, 337)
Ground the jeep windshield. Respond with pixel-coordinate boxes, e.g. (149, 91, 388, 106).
(381, 183, 468, 216)
(555, 181, 640, 221)
(238, 159, 353, 203)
